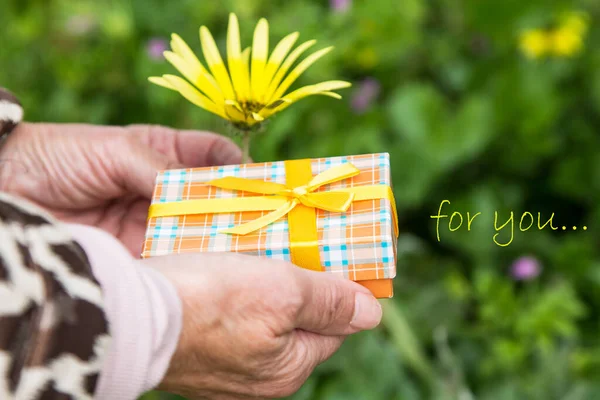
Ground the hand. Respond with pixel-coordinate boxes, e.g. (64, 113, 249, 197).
(0, 122, 242, 255)
(142, 252, 383, 399)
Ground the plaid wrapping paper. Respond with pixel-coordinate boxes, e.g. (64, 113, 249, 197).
(142, 153, 397, 284)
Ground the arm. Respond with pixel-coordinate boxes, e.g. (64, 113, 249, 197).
(1, 89, 181, 399)
(0, 192, 182, 400)
(2, 88, 112, 398)
(0, 192, 110, 399)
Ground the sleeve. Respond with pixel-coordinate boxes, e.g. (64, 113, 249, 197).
(65, 223, 182, 400)
(0, 192, 110, 399)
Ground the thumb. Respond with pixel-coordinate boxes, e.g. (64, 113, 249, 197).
(292, 268, 383, 336)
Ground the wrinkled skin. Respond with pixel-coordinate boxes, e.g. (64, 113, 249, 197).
(0, 122, 242, 254)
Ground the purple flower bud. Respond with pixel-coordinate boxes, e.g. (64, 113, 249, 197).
(146, 38, 168, 61)
(510, 256, 541, 281)
(351, 78, 381, 114)
(330, 0, 351, 13)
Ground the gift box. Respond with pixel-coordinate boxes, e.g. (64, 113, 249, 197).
(141, 153, 398, 298)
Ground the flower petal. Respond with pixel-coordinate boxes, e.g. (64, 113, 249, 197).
(239, 47, 252, 101)
(259, 32, 299, 103)
(227, 13, 250, 102)
(164, 51, 197, 83)
(224, 101, 247, 124)
(224, 99, 244, 113)
(226, 14, 241, 60)
(200, 26, 236, 100)
(251, 18, 269, 102)
(316, 91, 343, 99)
(163, 51, 224, 104)
(241, 47, 251, 65)
(148, 76, 177, 91)
(163, 75, 227, 119)
(263, 39, 317, 104)
(270, 46, 334, 102)
(262, 80, 351, 117)
(168, 35, 225, 103)
(264, 98, 292, 109)
(283, 80, 351, 102)
(170, 33, 204, 72)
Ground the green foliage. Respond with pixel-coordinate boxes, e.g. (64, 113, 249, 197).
(2, 0, 600, 399)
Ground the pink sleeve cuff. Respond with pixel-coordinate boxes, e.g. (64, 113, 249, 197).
(64, 224, 182, 399)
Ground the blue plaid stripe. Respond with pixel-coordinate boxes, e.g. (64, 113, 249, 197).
(265, 247, 291, 260)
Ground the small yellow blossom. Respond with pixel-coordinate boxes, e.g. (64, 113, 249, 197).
(560, 11, 589, 36)
(149, 13, 351, 130)
(550, 26, 583, 57)
(550, 11, 588, 57)
(519, 11, 589, 59)
(519, 29, 550, 59)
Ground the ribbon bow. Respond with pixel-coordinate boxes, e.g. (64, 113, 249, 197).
(208, 163, 359, 235)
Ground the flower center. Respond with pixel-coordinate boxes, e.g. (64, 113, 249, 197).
(241, 101, 265, 114)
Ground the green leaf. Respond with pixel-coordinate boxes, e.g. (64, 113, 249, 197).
(387, 83, 495, 170)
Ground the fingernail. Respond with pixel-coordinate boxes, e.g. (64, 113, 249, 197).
(350, 292, 382, 330)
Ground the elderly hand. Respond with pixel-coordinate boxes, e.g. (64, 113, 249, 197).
(0, 122, 242, 255)
(143, 252, 383, 399)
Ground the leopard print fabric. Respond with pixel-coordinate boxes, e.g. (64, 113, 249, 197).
(0, 192, 110, 399)
(0, 89, 23, 140)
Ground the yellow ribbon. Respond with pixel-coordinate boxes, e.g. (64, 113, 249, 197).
(148, 160, 399, 272)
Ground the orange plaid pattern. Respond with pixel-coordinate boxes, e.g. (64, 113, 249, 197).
(142, 153, 397, 295)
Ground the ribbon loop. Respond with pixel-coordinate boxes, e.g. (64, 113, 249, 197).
(305, 163, 360, 191)
(219, 198, 300, 235)
(299, 191, 354, 212)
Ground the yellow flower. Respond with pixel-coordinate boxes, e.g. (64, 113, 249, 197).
(559, 11, 589, 36)
(149, 13, 351, 130)
(519, 29, 549, 59)
(550, 11, 588, 57)
(550, 26, 583, 57)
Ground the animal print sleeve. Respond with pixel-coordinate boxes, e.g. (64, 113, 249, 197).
(0, 192, 110, 399)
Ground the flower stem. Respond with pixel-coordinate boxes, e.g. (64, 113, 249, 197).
(241, 130, 251, 164)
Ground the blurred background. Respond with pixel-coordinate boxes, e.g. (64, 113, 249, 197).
(2, 0, 600, 398)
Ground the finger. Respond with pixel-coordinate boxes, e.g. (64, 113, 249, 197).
(292, 268, 383, 336)
(0, 122, 176, 201)
(111, 138, 183, 199)
(127, 124, 243, 167)
(108, 124, 243, 199)
(265, 331, 344, 397)
(293, 329, 346, 366)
